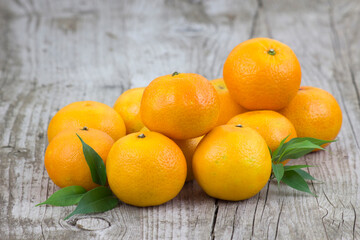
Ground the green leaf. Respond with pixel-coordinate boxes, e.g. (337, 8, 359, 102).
(77, 134, 107, 186)
(272, 163, 284, 184)
(277, 140, 323, 162)
(284, 165, 315, 171)
(294, 169, 317, 181)
(270, 136, 331, 196)
(64, 186, 118, 220)
(271, 135, 289, 160)
(281, 170, 316, 196)
(36, 186, 86, 206)
(272, 137, 335, 164)
(285, 137, 335, 147)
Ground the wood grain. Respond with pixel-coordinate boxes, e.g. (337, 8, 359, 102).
(0, 0, 358, 239)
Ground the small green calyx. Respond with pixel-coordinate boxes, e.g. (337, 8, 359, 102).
(172, 72, 180, 76)
(138, 133, 146, 138)
(81, 126, 89, 131)
(235, 124, 243, 128)
(267, 49, 276, 56)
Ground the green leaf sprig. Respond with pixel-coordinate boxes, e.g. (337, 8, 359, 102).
(270, 137, 335, 196)
(36, 133, 118, 220)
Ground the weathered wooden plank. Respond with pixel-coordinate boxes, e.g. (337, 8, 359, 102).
(1, 0, 359, 239)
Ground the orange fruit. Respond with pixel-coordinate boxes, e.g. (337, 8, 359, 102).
(106, 131, 187, 207)
(173, 136, 203, 181)
(193, 125, 271, 201)
(279, 86, 342, 148)
(210, 78, 247, 125)
(45, 127, 114, 190)
(47, 101, 126, 142)
(140, 72, 220, 139)
(227, 110, 297, 152)
(113, 87, 145, 134)
(223, 37, 301, 110)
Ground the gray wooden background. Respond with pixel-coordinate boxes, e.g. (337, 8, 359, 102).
(0, 0, 359, 239)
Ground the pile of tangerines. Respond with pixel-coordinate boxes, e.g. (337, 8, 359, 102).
(43, 38, 342, 209)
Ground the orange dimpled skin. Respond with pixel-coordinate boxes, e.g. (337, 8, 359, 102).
(47, 101, 126, 142)
(228, 110, 297, 152)
(44, 128, 114, 190)
(113, 87, 145, 134)
(223, 38, 301, 110)
(210, 78, 247, 126)
(279, 86, 342, 148)
(140, 73, 220, 139)
(193, 125, 272, 201)
(106, 131, 187, 207)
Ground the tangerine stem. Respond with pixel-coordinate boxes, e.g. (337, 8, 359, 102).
(138, 133, 146, 138)
(268, 49, 276, 55)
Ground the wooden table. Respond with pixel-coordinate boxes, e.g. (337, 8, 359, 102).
(0, 0, 359, 239)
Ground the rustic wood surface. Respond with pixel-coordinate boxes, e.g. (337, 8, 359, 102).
(0, 0, 359, 239)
